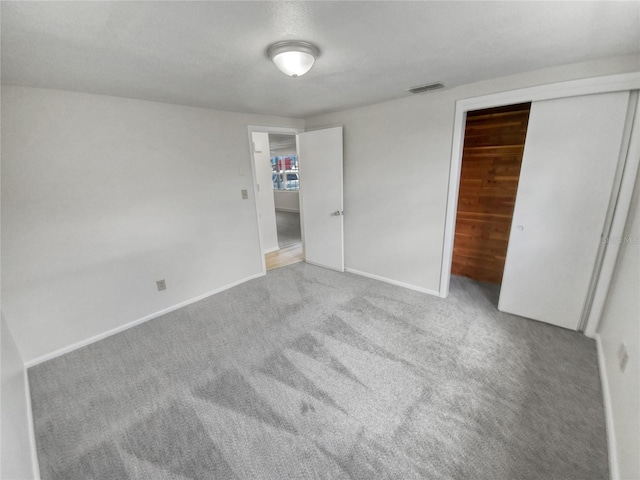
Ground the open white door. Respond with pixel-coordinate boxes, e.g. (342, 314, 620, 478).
(251, 132, 279, 254)
(498, 92, 631, 330)
(298, 127, 344, 271)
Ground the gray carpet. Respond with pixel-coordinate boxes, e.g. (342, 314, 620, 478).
(276, 210, 301, 248)
(28, 263, 608, 480)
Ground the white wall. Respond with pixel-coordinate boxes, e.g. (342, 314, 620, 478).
(252, 132, 279, 253)
(274, 190, 300, 212)
(597, 168, 640, 480)
(1, 314, 36, 480)
(271, 148, 297, 157)
(305, 54, 640, 292)
(1, 86, 303, 363)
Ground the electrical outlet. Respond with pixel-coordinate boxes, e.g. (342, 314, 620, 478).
(241, 189, 249, 200)
(618, 343, 629, 372)
(156, 279, 167, 292)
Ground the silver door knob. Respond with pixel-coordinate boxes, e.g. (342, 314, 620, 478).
(517, 225, 524, 231)
(331, 210, 343, 216)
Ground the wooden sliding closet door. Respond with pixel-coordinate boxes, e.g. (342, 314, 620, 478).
(451, 103, 531, 284)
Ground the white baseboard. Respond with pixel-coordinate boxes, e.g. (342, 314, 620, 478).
(594, 333, 619, 480)
(304, 260, 344, 273)
(345, 268, 440, 296)
(275, 207, 300, 213)
(25, 272, 265, 368)
(24, 369, 41, 479)
(264, 246, 280, 254)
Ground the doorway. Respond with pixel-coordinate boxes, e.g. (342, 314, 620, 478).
(451, 103, 531, 285)
(266, 133, 304, 270)
(269, 133, 302, 249)
(249, 125, 345, 274)
(248, 125, 304, 273)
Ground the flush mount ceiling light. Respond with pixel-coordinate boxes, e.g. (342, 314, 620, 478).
(267, 40, 320, 77)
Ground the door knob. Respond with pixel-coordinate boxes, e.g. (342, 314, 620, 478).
(331, 210, 343, 216)
(517, 225, 524, 231)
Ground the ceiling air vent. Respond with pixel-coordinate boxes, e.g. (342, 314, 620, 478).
(408, 82, 445, 94)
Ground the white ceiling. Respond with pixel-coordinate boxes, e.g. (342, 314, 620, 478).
(2, 1, 639, 118)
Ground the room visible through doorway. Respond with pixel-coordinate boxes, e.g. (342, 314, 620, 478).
(267, 133, 303, 270)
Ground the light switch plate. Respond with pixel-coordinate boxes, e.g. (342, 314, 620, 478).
(156, 279, 167, 291)
(241, 189, 249, 200)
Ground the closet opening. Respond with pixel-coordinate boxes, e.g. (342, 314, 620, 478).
(451, 102, 531, 285)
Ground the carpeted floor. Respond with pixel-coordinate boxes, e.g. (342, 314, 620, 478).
(28, 263, 608, 480)
(276, 210, 301, 248)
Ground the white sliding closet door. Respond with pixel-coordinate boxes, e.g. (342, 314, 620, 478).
(499, 91, 630, 330)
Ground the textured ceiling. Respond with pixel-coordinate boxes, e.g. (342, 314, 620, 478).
(2, 1, 639, 118)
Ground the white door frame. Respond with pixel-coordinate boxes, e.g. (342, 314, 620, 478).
(439, 72, 640, 335)
(247, 125, 304, 274)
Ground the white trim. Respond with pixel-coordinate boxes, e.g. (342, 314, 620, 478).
(247, 124, 304, 274)
(456, 72, 640, 113)
(584, 92, 640, 336)
(246, 125, 305, 135)
(305, 260, 344, 273)
(440, 102, 467, 298)
(25, 272, 265, 367)
(593, 333, 619, 480)
(264, 246, 280, 254)
(440, 72, 640, 299)
(346, 267, 440, 296)
(24, 369, 41, 479)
